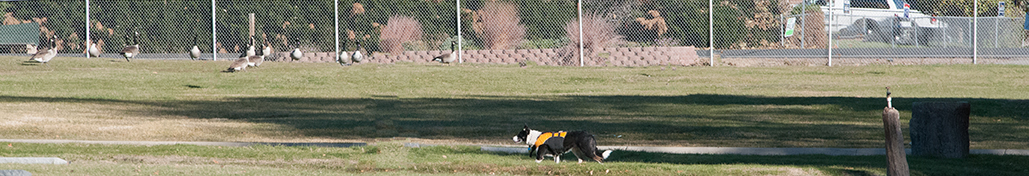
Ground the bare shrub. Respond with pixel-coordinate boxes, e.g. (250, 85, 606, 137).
(561, 13, 623, 66)
(788, 9, 826, 49)
(477, 1, 525, 50)
(379, 15, 423, 55)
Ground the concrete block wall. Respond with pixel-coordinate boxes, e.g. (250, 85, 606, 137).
(266, 46, 700, 67)
(592, 46, 699, 66)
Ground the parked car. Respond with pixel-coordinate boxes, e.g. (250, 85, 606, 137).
(815, 0, 945, 45)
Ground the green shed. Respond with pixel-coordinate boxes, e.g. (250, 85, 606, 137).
(0, 22, 41, 53)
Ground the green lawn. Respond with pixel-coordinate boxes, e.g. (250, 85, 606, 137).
(2, 56, 1028, 175)
(2, 142, 1027, 175)
(2, 56, 1027, 148)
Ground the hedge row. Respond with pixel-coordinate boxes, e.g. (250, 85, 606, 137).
(1, 0, 781, 53)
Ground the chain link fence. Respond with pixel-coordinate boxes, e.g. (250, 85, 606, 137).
(88, 0, 211, 59)
(217, 0, 338, 62)
(727, 0, 1029, 66)
(344, 0, 458, 64)
(3, 0, 1028, 66)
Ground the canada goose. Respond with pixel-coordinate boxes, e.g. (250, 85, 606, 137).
(290, 38, 303, 61)
(244, 36, 256, 57)
(189, 36, 201, 60)
(337, 41, 349, 66)
(248, 43, 269, 67)
(88, 40, 101, 57)
(120, 31, 140, 62)
(26, 43, 38, 54)
(351, 41, 364, 63)
(227, 47, 256, 72)
(30, 36, 57, 65)
(432, 41, 457, 64)
(237, 36, 254, 58)
(885, 87, 892, 108)
(262, 41, 273, 57)
(226, 57, 250, 72)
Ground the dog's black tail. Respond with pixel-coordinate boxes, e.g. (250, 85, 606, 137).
(580, 134, 612, 163)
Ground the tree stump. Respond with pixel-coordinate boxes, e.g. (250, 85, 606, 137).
(910, 102, 971, 158)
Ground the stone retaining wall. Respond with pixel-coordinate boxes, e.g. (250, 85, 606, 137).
(267, 46, 701, 67)
(722, 57, 1004, 67)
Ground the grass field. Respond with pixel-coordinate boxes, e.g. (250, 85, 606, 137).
(1, 56, 1028, 175)
(2, 142, 1027, 175)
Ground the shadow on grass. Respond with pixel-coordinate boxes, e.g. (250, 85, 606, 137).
(1, 94, 1026, 148)
(481, 148, 1029, 175)
(607, 150, 1029, 176)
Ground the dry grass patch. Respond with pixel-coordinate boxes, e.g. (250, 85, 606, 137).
(0, 101, 327, 142)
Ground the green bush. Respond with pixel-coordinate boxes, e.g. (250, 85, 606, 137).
(655, 0, 782, 49)
(1, 0, 458, 53)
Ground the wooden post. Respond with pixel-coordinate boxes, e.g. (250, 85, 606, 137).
(248, 13, 256, 38)
(883, 107, 909, 176)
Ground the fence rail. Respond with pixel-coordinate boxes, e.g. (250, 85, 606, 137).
(3, 0, 1028, 66)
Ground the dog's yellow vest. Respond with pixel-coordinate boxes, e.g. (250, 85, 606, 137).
(533, 131, 567, 148)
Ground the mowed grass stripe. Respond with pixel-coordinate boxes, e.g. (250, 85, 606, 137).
(2, 142, 1027, 175)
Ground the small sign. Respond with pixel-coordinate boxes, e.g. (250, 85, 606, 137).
(844, 3, 851, 14)
(903, 3, 910, 18)
(999, 1, 1006, 17)
(785, 17, 797, 37)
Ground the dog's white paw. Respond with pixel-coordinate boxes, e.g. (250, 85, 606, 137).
(602, 150, 613, 159)
(535, 159, 543, 163)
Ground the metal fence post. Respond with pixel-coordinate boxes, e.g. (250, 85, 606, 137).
(457, 0, 463, 63)
(709, 0, 714, 66)
(801, 1, 806, 48)
(828, 0, 834, 67)
(211, 0, 217, 61)
(577, 0, 583, 67)
(85, 0, 91, 59)
(974, 0, 978, 64)
(335, 0, 339, 62)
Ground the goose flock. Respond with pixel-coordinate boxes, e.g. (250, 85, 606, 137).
(27, 29, 465, 71)
(336, 40, 365, 66)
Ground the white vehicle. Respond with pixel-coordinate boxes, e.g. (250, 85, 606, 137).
(817, 0, 945, 45)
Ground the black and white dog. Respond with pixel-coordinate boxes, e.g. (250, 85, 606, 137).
(513, 125, 612, 163)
